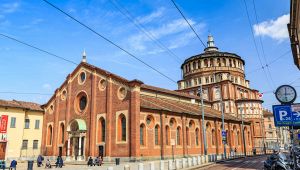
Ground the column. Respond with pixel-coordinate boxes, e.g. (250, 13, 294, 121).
(78, 136, 83, 160)
(66, 136, 71, 161)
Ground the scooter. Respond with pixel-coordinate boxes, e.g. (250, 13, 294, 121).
(264, 152, 292, 170)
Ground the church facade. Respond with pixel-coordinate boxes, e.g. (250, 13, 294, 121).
(41, 37, 257, 161)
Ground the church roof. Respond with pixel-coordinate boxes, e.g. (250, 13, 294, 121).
(140, 95, 249, 123)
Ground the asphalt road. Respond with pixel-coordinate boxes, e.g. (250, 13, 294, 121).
(195, 155, 268, 170)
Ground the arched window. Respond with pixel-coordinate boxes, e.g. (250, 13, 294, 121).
(229, 59, 232, 67)
(248, 131, 251, 145)
(206, 122, 211, 147)
(59, 123, 64, 144)
(140, 124, 145, 145)
(177, 126, 181, 145)
(47, 125, 53, 145)
(218, 129, 222, 145)
(237, 131, 241, 145)
(217, 58, 221, 67)
(97, 118, 105, 143)
(198, 60, 201, 69)
(195, 128, 199, 146)
(222, 58, 226, 66)
(193, 62, 196, 70)
(212, 129, 215, 145)
(118, 114, 126, 141)
(155, 125, 160, 145)
(186, 127, 190, 146)
(204, 59, 208, 67)
(210, 58, 214, 67)
(166, 126, 170, 145)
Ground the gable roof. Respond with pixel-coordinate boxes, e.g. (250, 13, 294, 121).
(0, 99, 43, 112)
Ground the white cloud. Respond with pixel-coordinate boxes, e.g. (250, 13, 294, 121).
(127, 18, 205, 53)
(137, 8, 165, 24)
(42, 83, 51, 90)
(1, 2, 20, 14)
(253, 14, 289, 41)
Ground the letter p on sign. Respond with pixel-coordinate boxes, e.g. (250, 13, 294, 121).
(279, 110, 288, 120)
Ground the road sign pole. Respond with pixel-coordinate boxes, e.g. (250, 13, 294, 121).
(240, 107, 246, 157)
(220, 87, 226, 159)
(199, 85, 207, 155)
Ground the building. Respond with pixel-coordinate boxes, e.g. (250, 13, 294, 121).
(0, 99, 43, 160)
(263, 109, 278, 149)
(41, 53, 254, 161)
(177, 35, 265, 151)
(288, 0, 300, 69)
(263, 109, 290, 150)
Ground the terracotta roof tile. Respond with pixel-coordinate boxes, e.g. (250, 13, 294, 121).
(141, 95, 243, 122)
(0, 99, 43, 112)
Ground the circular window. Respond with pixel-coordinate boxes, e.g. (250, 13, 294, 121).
(146, 115, 154, 128)
(98, 79, 107, 91)
(78, 71, 86, 84)
(75, 92, 88, 114)
(169, 118, 176, 127)
(61, 90, 67, 100)
(118, 87, 127, 100)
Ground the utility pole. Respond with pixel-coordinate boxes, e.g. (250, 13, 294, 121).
(240, 107, 246, 156)
(261, 113, 266, 154)
(199, 85, 207, 155)
(219, 86, 227, 159)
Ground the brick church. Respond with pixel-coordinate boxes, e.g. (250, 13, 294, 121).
(41, 36, 262, 161)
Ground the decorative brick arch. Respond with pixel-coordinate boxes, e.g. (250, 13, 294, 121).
(140, 123, 146, 146)
(59, 122, 65, 145)
(154, 124, 160, 146)
(47, 124, 53, 146)
(118, 114, 127, 142)
(97, 117, 105, 143)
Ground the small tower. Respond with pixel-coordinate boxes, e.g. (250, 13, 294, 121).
(82, 49, 87, 63)
(204, 34, 218, 52)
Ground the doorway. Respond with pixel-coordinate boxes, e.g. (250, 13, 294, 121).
(59, 147, 62, 156)
(98, 145, 104, 158)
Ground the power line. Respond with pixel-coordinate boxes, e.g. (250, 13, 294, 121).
(0, 33, 78, 65)
(170, 0, 206, 48)
(42, 0, 177, 84)
(109, 0, 182, 63)
(0, 91, 52, 96)
(242, 0, 274, 90)
(246, 50, 291, 75)
(251, 0, 276, 88)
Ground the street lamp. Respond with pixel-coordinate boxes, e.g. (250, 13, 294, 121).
(239, 106, 247, 156)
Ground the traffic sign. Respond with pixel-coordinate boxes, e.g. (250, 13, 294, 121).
(273, 104, 300, 127)
(272, 105, 292, 126)
(221, 130, 227, 144)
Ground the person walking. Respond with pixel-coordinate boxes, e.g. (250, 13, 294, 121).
(9, 160, 17, 170)
(37, 155, 43, 167)
(87, 157, 93, 166)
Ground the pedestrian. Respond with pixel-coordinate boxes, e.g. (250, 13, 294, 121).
(37, 155, 43, 167)
(234, 148, 237, 156)
(55, 156, 63, 168)
(94, 157, 100, 166)
(87, 157, 93, 166)
(9, 160, 17, 170)
(45, 159, 51, 168)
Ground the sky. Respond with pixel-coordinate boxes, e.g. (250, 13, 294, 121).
(0, 0, 298, 110)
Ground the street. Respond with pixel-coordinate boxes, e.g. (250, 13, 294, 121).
(195, 155, 268, 170)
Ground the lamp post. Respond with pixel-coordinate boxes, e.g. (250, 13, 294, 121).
(199, 85, 207, 155)
(239, 106, 246, 156)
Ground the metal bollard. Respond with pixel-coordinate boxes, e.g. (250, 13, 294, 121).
(160, 160, 164, 170)
(138, 163, 144, 170)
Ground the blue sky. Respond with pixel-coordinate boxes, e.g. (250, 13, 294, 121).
(0, 0, 298, 109)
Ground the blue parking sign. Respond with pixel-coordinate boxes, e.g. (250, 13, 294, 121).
(272, 105, 292, 126)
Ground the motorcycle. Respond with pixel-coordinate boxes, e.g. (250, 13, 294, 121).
(264, 152, 292, 170)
